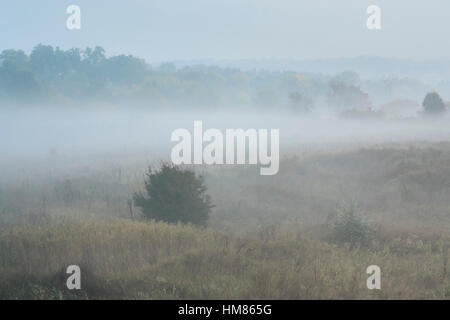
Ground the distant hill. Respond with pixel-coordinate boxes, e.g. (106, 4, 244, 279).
(167, 56, 450, 83)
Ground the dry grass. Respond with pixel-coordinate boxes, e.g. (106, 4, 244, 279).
(0, 219, 450, 299)
(2, 142, 450, 299)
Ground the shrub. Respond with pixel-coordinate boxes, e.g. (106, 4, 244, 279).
(422, 92, 447, 117)
(133, 164, 213, 226)
(330, 203, 374, 248)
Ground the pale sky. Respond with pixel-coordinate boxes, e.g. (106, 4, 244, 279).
(0, 0, 449, 62)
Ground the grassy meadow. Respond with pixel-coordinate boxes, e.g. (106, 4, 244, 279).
(1, 142, 450, 299)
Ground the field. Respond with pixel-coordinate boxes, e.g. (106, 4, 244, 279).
(2, 141, 450, 299)
(3, 0, 450, 302)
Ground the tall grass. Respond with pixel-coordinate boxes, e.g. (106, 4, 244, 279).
(2, 143, 450, 299)
(0, 219, 450, 299)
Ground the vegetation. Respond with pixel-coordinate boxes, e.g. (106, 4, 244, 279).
(329, 203, 374, 248)
(327, 81, 372, 110)
(0, 44, 449, 300)
(1, 144, 450, 299)
(133, 164, 213, 226)
(0, 44, 438, 112)
(422, 92, 447, 116)
(1, 219, 450, 300)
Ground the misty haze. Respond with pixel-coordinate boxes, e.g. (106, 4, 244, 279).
(1, 1, 450, 301)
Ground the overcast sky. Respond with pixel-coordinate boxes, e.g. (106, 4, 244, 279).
(0, 0, 449, 62)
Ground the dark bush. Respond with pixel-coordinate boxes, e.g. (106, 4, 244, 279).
(422, 92, 447, 116)
(330, 203, 374, 248)
(134, 164, 213, 226)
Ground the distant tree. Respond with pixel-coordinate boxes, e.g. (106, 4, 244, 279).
(105, 55, 147, 85)
(0, 61, 42, 97)
(327, 81, 372, 110)
(331, 71, 360, 87)
(82, 46, 106, 65)
(0, 49, 29, 69)
(30, 44, 55, 77)
(53, 47, 81, 77)
(281, 72, 306, 92)
(134, 164, 213, 226)
(288, 91, 313, 113)
(422, 92, 447, 116)
(159, 62, 176, 73)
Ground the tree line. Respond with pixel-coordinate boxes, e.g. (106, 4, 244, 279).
(0, 44, 446, 114)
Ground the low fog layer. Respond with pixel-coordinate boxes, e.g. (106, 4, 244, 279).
(1, 45, 449, 179)
(1, 107, 450, 178)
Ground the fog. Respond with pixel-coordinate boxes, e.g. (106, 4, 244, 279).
(3, 1, 450, 301)
(2, 106, 449, 179)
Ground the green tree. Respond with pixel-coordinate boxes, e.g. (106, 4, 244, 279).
(0, 61, 42, 98)
(0, 49, 29, 70)
(330, 203, 374, 248)
(105, 55, 147, 85)
(422, 92, 447, 116)
(327, 81, 372, 110)
(82, 46, 106, 65)
(134, 164, 213, 226)
(30, 44, 55, 78)
(289, 91, 313, 113)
